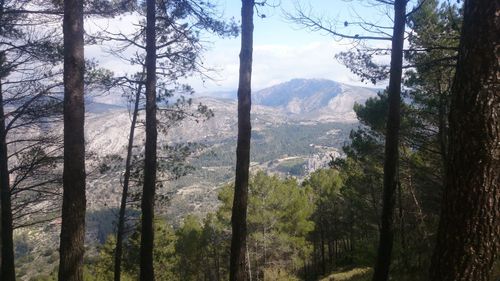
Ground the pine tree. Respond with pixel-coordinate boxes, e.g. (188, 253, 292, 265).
(0, 3, 64, 279)
(429, 0, 499, 280)
(370, 1, 407, 279)
(230, 1, 254, 280)
(58, 0, 86, 279)
(139, 0, 157, 278)
(114, 73, 143, 281)
(0, 69, 15, 281)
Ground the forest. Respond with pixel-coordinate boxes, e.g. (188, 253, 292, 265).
(0, 0, 498, 281)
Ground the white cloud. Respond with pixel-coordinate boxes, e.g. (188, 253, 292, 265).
(83, 14, 387, 95)
(85, 14, 144, 77)
(190, 40, 385, 93)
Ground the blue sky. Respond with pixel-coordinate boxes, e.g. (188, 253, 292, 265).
(186, 0, 395, 93)
(88, 0, 397, 94)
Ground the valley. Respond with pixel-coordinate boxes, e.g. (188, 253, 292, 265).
(84, 79, 376, 220)
(14, 78, 377, 279)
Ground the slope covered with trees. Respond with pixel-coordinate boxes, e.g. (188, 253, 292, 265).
(2, 0, 499, 280)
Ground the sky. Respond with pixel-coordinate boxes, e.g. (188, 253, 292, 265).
(87, 0, 396, 95)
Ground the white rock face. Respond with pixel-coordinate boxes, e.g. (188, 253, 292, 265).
(79, 78, 376, 217)
(86, 110, 136, 155)
(286, 97, 303, 114)
(84, 79, 377, 162)
(250, 78, 377, 122)
(13, 78, 378, 275)
(318, 84, 377, 121)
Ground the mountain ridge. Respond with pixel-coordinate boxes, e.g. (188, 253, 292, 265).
(14, 78, 376, 275)
(196, 78, 377, 120)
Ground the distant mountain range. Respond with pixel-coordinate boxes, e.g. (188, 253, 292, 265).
(90, 78, 378, 121)
(253, 78, 343, 108)
(85, 79, 378, 153)
(196, 78, 378, 122)
(22, 78, 379, 240)
(83, 78, 378, 213)
(16, 79, 379, 277)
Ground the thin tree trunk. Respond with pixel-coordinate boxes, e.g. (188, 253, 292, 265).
(368, 177, 381, 230)
(214, 246, 221, 281)
(58, 0, 86, 278)
(304, 259, 309, 281)
(371, 0, 406, 280)
(313, 235, 318, 274)
(114, 82, 143, 281)
(0, 80, 15, 281)
(262, 225, 266, 272)
(320, 225, 326, 275)
(334, 240, 338, 260)
(429, 1, 499, 280)
(327, 233, 333, 266)
(246, 241, 252, 281)
(397, 180, 408, 269)
(140, 0, 157, 278)
(229, 0, 254, 280)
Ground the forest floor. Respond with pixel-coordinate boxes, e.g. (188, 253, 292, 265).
(320, 267, 372, 281)
(318, 259, 500, 281)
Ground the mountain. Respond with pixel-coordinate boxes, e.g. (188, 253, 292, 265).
(84, 79, 377, 158)
(254, 78, 342, 110)
(14, 79, 377, 278)
(14, 78, 377, 224)
(199, 78, 377, 122)
(81, 79, 377, 218)
(252, 78, 377, 121)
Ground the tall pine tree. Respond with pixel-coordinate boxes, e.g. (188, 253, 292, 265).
(230, 0, 254, 280)
(58, 0, 86, 279)
(429, 0, 499, 280)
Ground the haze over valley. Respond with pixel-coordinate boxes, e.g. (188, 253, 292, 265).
(85, 78, 376, 219)
(3, 0, 497, 280)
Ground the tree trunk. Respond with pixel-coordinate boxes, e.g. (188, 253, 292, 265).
(334, 240, 338, 260)
(397, 180, 408, 269)
(313, 235, 318, 274)
(327, 234, 333, 266)
(320, 225, 326, 275)
(429, 1, 499, 280)
(58, 0, 86, 278)
(438, 88, 448, 168)
(371, 0, 406, 280)
(0, 80, 15, 281)
(140, 0, 157, 278)
(114, 82, 142, 281)
(229, 1, 254, 281)
(213, 246, 221, 281)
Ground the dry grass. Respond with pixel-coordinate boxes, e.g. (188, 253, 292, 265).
(320, 267, 372, 281)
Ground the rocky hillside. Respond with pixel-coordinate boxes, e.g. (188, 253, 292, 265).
(14, 79, 377, 279)
(82, 79, 377, 218)
(201, 78, 377, 121)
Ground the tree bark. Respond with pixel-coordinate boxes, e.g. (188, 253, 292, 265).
(0, 80, 15, 281)
(371, 0, 406, 280)
(140, 0, 157, 278)
(229, 1, 254, 280)
(438, 89, 448, 168)
(58, 0, 86, 278)
(320, 225, 326, 275)
(114, 82, 143, 281)
(213, 245, 221, 281)
(429, 1, 500, 280)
